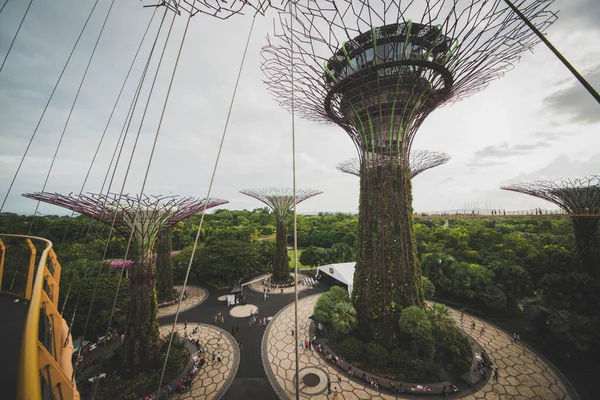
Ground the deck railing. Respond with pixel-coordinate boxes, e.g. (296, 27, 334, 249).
(0, 234, 79, 400)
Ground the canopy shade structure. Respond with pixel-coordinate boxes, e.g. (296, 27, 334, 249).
(317, 262, 356, 296)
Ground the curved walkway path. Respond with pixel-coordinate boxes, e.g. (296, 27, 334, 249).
(159, 323, 240, 399)
(262, 293, 573, 400)
(158, 286, 209, 318)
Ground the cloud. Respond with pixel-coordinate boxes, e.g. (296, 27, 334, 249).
(469, 141, 551, 164)
(542, 66, 600, 124)
(557, 0, 600, 32)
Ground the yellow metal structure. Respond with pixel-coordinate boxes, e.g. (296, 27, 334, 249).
(0, 234, 80, 400)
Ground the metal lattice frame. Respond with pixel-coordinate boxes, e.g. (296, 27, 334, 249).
(22, 191, 228, 372)
(240, 188, 321, 282)
(262, 0, 557, 344)
(262, 0, 556, 157)
(501, 176, 600, 277)
(337, 150, 450, 178)
(240, 188, 322, 220)
(143, 0, 286, 19)
(22, 192, 228, 250)
(501, 177, 600, 214)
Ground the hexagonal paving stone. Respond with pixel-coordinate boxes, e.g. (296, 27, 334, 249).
(261, 295, 574, 400)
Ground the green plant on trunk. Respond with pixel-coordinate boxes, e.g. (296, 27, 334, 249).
(353, 162, 424, 345)
(156, 228, 174, 302)
(123, 247, 161, 375)
(571, 216, 600, 278)
(273, 217, 291, 282)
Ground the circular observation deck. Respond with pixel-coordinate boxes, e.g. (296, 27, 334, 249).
(323, 22, 455, 153)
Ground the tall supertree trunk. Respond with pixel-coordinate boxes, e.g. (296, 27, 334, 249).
(124, 247, 161, 374)
(352, 162, 423, 345)
(571, 216, 600, 278)
(156, 229, 174, 301)
(273, 218, 291, 283)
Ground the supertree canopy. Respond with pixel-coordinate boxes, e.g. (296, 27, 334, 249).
(144, 0, 284, 19)
(262, 0, 556, 344)
(22, 192, 228, 373)
(502, 176, 600, 278)
(240, 188, 322, 283)
(337, 150, 450, 178)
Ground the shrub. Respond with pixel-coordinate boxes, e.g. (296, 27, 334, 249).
(422, 276, 435, 299)
(365, 342, 389, 367)
(401, 358, 439, 382)
(481, 285, 507, 310)
(435, 328, 472, 374)
(338, 337, 364, 362)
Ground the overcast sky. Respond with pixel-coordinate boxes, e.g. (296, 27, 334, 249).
(0, 0, 599, 217)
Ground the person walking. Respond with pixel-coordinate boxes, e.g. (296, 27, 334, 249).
(239, 340, 243, 350)
(291, 326, 295, 336)
(231, 325, 235, 336)
(236, 322, 239, 333)
(299, 341, 304, 351)
(493, 367, 499, 382)
(184, 321, 188, 330)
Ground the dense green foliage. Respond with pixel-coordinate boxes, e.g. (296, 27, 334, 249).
(85, 332, 188, 399)
(314, 286, 357, 337)
(2, 208, 599, 361)
(324, 286, 469, 382)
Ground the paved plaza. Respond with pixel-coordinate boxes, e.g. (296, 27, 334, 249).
(247, 273, 315, 295)
(158, 285, 209, 318)
(158, 323, 240, 400)
(262, 294, 574, 400)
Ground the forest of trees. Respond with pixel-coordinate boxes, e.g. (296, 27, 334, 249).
(1, 209, 598, 364)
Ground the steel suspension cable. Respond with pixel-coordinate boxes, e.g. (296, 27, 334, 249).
(0, 0, 33, 74)
(0, 0, 100, 213)
(73, 9, 173, 374)
(289, 2, 300, 399)
(25, 0, 118, 233)
(0, 0, 9, 15)
(91, 10, 184, 398)
(155, 12, 258, 398)
(59, 8, 158, 342)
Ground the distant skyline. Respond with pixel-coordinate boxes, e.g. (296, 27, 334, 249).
(1, 0, 599, 217)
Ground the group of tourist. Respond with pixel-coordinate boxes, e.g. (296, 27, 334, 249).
(476, 349, 492, 377)
(214, 312, 226, 325)
(248, 309, 267, 327)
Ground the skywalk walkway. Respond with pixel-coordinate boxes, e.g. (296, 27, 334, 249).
(0, 293, 29, 400)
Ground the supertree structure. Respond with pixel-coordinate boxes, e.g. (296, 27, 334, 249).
(502, 177, 600, 278)
(240, 188, 322, 282)
(262, 0, 556, 343)
(21, 192, 227, 373)
(337, 150, 450, 178)
(144, 0, 285, 19)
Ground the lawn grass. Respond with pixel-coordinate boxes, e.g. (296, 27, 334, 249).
(288, 249, 311, 269)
